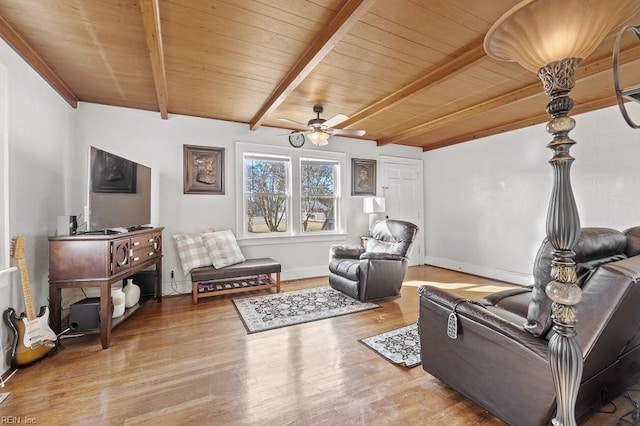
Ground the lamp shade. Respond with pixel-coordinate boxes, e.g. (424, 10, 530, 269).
(363, 197, 385, 214)
(484, 0, 640, 72)
(308, 130, 330, 146)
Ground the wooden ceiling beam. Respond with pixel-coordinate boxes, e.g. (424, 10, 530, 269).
(421, 112, 548, 151)
(249, 0, 376, 131)
(140, 0, 169, 120)
(338, 42, 486, 129)
(381, 44, 640, 147)
(421, 96, 618, 152)
(377, 84, 542, 145)
(0, 15, 78, 108)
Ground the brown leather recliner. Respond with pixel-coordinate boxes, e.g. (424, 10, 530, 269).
(418, 226, 640, 426)
(329, 219, 418, 301)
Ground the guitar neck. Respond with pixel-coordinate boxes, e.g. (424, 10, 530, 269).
(17, 258, 36, 321)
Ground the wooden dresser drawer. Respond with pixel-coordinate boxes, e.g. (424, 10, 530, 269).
(130, 232, 162, 267)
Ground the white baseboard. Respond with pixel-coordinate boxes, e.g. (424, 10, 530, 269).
(163, 261, 530, 296)
(424, 256, 532, 286)
(280, 266, 328, 282)
(162, 280, 191, 296)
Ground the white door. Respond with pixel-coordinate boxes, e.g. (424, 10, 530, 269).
(379, 156, 424, 266)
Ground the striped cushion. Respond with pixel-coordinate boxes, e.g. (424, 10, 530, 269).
(173, 234, 212, 277)
(202, 230, 245, 269)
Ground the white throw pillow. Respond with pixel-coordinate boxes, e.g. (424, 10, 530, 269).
(173, 234, 212, 277)
(202, 230, 245, 269)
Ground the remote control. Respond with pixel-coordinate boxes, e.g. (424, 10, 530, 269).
(447, 312, 458, 339)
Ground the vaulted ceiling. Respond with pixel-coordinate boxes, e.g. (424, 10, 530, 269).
(1, 0, 639, 151)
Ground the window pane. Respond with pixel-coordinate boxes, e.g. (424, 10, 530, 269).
(245, 156, 288, 234)
(301, 159, 337, 232)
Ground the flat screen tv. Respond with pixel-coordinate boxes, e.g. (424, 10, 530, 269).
(87, 146, 151, 233)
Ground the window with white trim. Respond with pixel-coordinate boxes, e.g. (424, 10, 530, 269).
(300, 157, 338, 232)
(245, 153, 290, 235)
(237, 142, 345, 239)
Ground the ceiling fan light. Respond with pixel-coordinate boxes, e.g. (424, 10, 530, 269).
(308, 130, 330, 146)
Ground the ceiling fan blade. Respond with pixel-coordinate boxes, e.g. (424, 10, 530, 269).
(323, 113, 349, 128)
(278, 117, 309, 129)
(332, 128, 366, 137)
(277, 130, 309, 136)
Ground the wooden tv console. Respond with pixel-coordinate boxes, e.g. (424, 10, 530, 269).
(48, 227, 163, 349)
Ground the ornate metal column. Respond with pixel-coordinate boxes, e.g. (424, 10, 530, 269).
(538, 57, 583, 426)
(484, 2, 640, 424)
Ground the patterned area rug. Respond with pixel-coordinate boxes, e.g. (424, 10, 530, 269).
(233, 286, 379, 333)
(360, 323, 421, 368)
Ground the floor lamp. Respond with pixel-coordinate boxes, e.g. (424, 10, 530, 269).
(484, 1, 640, 425)
(363, 197, 385, 230)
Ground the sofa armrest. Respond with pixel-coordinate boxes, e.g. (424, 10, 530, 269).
(330, 245, 365, 259)
(418, 284, 548, 358)
(360, 252, 404, 261)
(418, 284, 556, 425)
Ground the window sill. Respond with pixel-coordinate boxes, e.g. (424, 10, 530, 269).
(237, 232, 348, 247)
(0, 266, 16, 288)
(0, 266, 16, 277)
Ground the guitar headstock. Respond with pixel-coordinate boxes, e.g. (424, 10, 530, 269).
(11, 236, 25, 260)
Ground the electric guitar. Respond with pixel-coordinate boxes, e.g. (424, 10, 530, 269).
(3, 236, 57, 368)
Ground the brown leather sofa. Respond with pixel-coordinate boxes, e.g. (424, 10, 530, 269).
(329, 219, 418, 301)
(418, 226, 640, 425)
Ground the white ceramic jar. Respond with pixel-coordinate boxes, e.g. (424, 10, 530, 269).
(111, 286, 126, 318)
(123, 279, 141, 308)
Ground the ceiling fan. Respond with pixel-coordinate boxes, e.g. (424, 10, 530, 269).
(279, 104, 366, 147)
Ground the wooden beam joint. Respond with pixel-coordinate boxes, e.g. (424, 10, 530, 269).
(249, 0, 376, 130)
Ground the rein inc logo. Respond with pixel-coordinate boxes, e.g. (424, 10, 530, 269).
(1, 417, 37, 424)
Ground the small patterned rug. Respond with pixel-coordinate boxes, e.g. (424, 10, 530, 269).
(360, 323, 421, 368)
(233, 286, 379, 333)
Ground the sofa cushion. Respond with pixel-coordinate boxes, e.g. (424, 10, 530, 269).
(173, 233, 212, 277)
(328, 257, 360, 281)
(191, 258, 281, 282)
(202, 230, 245, 269)
(367, 220, 418, 255)
(623, 226, 640, 257)
(481, 287, 532, 319)
(525, 227, 627, 337)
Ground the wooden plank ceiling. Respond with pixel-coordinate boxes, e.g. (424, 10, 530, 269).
(0, 0, 639, 151)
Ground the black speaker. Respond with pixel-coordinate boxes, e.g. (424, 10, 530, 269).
(131, 271, 157, 298)
(69, 297, 101, 331)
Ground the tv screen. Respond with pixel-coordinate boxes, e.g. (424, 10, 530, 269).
(88, 146, 151, 232)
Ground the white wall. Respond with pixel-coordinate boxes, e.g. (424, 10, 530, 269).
(0, 39, 74, 374)
(424, 104, 640, 285)
(75, 103, 423, 293)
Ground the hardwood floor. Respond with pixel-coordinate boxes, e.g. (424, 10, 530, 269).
(0, 266, 636, 425)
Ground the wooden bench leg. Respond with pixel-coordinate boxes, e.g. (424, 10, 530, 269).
(275, 272, 281, 292)
(192, 281, 199, 304)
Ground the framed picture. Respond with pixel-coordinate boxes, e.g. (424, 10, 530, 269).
(91, 149, 136, 193)
(351, 158, 376, 195)
(183, 144, 225, 194)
